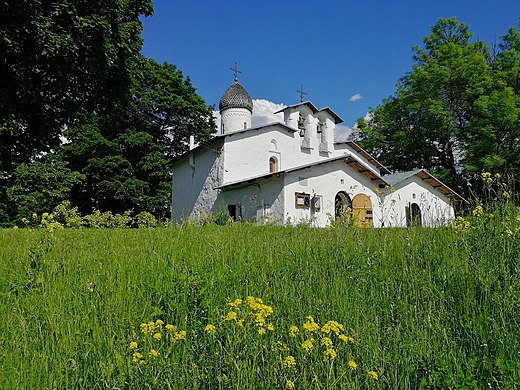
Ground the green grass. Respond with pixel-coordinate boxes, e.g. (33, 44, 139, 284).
(0, 223, 518, 389)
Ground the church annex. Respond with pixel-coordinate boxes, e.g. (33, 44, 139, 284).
(171, 77, 463, 227)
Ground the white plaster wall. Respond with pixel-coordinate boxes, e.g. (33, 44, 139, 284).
(171, 143, 223, 224)
(282, 160, 382, 227)
(381, 177, 456, 227)
(222, 125, 298, 184)
(221, 107, 251, 134)
(221, 176, 285, 223)
(222, 124, 381, 186)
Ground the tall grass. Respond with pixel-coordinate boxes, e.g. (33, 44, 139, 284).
(0, 218, 518, 388)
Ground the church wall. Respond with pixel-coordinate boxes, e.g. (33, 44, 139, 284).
(282, 160, 382, 227)
(220, 176, 285, 223)
(222, 125, 382, 186)
(222, 126, 298, 184)
(171, 143, 223, 224)
(382, 177, 455, 227)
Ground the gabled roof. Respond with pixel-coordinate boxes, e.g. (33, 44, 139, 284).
(274, 101, 318, 115)
(383, 169, 466, 201)
(274, 101, 344, 124)
(218, 153, 388, 189)
(337, 141, 390, 175)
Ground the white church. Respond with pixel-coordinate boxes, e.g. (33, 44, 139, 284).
(171, 76, 463, 228)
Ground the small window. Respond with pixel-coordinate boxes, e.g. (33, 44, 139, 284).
(295, 193, 310, 209)
(244, 122, 247, 129)
(269, 157, 278, 173)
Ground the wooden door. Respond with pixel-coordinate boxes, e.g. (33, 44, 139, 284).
(352, 194, 373, 227)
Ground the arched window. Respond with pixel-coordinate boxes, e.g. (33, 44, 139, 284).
(269, 156, 278, 173)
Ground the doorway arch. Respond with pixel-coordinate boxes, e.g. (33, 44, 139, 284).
(406, 203, 422, 227)
(335, 191, 352, 220)
(352, 194, 373, 227)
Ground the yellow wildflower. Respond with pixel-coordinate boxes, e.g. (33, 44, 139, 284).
(148, 349, 158, 358)
(472, 205, 484, 217)
(258, 327, 266, 335)
(321, 337, 333, 347)
(225, 311, 238, 321)
(165, 324, 176, 333)
(129, 341, 138, 350)
(516, 215, 520, 223)
(289, 325, 299, 337)
(367, 371, 378, 380)
(277, 341, 289, 351)
(283, 355, 296, 368)
(324, 348, 337, 361)
(303, 315, 320, 333)
(503, 191, 511, 199)
(227, 298, 243, 308)
(174, 330, 187, 341)
(494, 173, 501, 179)
(286, 380, 295, 389)
(267, 323, 274, 331)
(505, 228, 514, 237)
(348, 360, 358, 370)
(321, 320, 344, 335)
(237, 319, 244, 327)
(301, 338, 314, 352)
(155, 319, 164, 326)
(131, 352, 143, 363)
(153, 333, 162, 340)
(339, 334, 355, 343)
(204, 324, 216, 334)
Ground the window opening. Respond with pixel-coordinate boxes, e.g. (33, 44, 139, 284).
(269, 157, 278, 173)
(295, 193, 310, 209)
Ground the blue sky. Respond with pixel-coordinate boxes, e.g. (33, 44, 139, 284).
(140, 1, 520, 127)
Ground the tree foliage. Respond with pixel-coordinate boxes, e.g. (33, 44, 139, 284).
(355, 18, 520, 190)
(6, 155, 84, 220)
(62, 56, 216, 218)
(0, 0, 153, 176)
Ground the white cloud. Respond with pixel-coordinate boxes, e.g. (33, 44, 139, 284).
(251, 99, 286, 127)
(349, 93, 363, 102)
(334, 124, 353, 142)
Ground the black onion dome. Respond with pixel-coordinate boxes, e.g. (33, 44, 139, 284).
(219, 82, 253, 113)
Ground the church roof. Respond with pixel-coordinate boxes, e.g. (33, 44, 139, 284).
(274, 102, 344, 124)
(219, 81, 253, 113)
(219, 153, 388, 189)
(383, 169, 465, 201)
(335, 141, 390, 174)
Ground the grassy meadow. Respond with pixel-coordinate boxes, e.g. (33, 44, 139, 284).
(0, 219, 519, 389)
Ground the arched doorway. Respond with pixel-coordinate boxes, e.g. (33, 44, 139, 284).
(352, 194, 373, 227)
(335, 192, 352, 220)
(406, 203, 422, 227)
